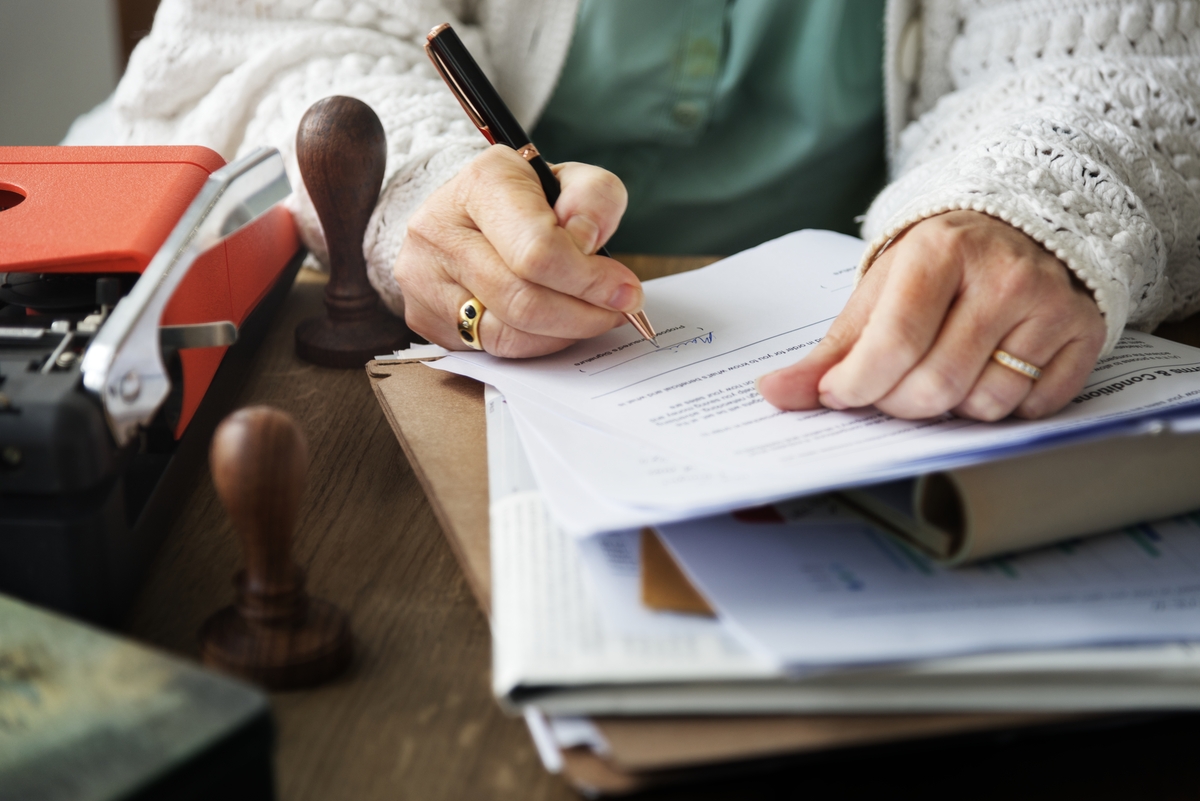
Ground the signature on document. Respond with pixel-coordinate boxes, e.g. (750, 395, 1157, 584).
(575, 326, 716, 376)
(662, 331, 714, 352)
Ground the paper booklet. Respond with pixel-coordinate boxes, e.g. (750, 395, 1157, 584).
(433, 230, 1200, 552)
(485, 386, 1200, 715)
(840, 426, 1200, 564)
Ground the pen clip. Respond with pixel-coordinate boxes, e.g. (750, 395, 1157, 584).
(424, 37, 495, 144)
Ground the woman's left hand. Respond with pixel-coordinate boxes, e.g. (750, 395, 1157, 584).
(756, 210, 1107, 421)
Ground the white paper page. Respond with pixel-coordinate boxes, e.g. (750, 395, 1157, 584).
(485, 387, 774, 697)
(503, 397, 734, 533)
(485, 385, 540, 501)
(436, 230, 1200, 533)
(657, 510, 1200, 668)
(499, 354, 1200, 535)
(490, 492, 775, 694)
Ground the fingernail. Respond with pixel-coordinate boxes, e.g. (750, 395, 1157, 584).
(819, 392, 847, 410)
(755, 372, 779, 397)
(607, 283, 639, 312)
(565, 214, 600, 255)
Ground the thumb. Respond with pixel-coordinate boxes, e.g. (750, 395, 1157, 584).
(551, 162, 628, 255)
(757, 332, 855, 410)
(757, 256, 890, 409)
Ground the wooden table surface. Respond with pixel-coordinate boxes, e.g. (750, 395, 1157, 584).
(125, 263, 1200, 801)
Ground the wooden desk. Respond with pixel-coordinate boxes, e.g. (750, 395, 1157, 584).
(126, 264, 1200, 800)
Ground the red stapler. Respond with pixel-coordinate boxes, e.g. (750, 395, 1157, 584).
(0, 145, 303, 624)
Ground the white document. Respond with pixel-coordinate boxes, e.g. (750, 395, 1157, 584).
(437, 230, 1200, 536)
(486, 386, 1200, 714)
(486, 386, 774, 701)
(490, 491, 773, 689)
(657, 508, 1200, 668)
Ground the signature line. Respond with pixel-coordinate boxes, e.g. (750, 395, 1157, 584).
(590, 317, 835, 400)
(587, 329, 713, 376)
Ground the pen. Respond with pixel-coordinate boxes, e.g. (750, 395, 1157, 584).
(424, 22, 659, 347)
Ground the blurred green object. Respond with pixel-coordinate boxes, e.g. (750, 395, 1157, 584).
(534, 0, 887, 256)
(0, 594, 273, 801)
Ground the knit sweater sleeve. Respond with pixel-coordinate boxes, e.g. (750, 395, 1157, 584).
(108, 0, 492, 315)
(862, 3, 1200, 354)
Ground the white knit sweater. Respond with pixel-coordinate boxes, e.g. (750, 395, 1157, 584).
(102, 0, 1200, 353)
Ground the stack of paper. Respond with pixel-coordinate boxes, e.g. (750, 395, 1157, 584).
(446, 230, 1200, 717)
(434, 231, 1200, 538)
(487, 389, 1200, 714)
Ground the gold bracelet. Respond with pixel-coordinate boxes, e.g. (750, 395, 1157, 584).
(458, 297, 485, 350)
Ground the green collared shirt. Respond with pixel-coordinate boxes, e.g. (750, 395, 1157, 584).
(532, 0, 887, 255)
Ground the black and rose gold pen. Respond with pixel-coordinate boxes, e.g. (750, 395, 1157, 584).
(425, 23, 659, 346)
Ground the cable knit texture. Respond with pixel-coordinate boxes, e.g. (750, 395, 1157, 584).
(103, 0, 1200, 353)
(867, 0, 1200, 353)
(105, 0, 579, 315)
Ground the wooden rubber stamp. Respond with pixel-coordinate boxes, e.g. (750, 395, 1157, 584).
(199, 406, 352, 689)
(294, 95, 409, 367)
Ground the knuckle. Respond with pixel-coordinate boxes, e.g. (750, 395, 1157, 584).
(501, 281, 542, 331)
(990, 262, 1039, 302)
(460, 148, 516, 201)
(405, 195, 465, 254)
(511, 230, 560, 281)
(1081, 320, 1107, 351)
(403, 305, 440, 345)
(1016, 382, 1071, 419)
(489, 326, 518, 357)
(579, 268, 615, 304)
(924, 218, 970, 258)
(405, 202, 439, 244)
(886, 398, 939, 421)
(592, 170, 628, 209)
(909, 369, 966, 417)
(393, 239, 430, 292)
(489, 324, 531, 359)
(819, 331, 852, 354)
(1015, 397, 1049, 420)
(886, 318, 928, 364)
(392, 245, 413, 285)
(833, 386, 871, 409)
(959, 387, 1011, 422)
(474, 145, 512, 173)
(892, 277, 933, 314)
(459, 152, 492, 190)
(819, 316, 865, 353)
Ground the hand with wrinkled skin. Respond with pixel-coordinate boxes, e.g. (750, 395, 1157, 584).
(757, 210, 1107, 421)
(395, 145, 640, 357)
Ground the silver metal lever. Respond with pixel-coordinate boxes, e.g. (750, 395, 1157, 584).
(80, 148, 290, 446)
(159, 321, 238, 350)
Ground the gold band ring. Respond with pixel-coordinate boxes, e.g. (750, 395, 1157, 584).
(992, 349, 1042, 381)
(458, 297, 485, 350)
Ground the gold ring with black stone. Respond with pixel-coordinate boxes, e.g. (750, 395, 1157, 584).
(458, 297, 485, 350)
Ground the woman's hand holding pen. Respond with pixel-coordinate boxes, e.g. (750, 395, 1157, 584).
(757, 211, 1107, 421)
(394, 146, 642, 356)
(397, 156, 1104, 423)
